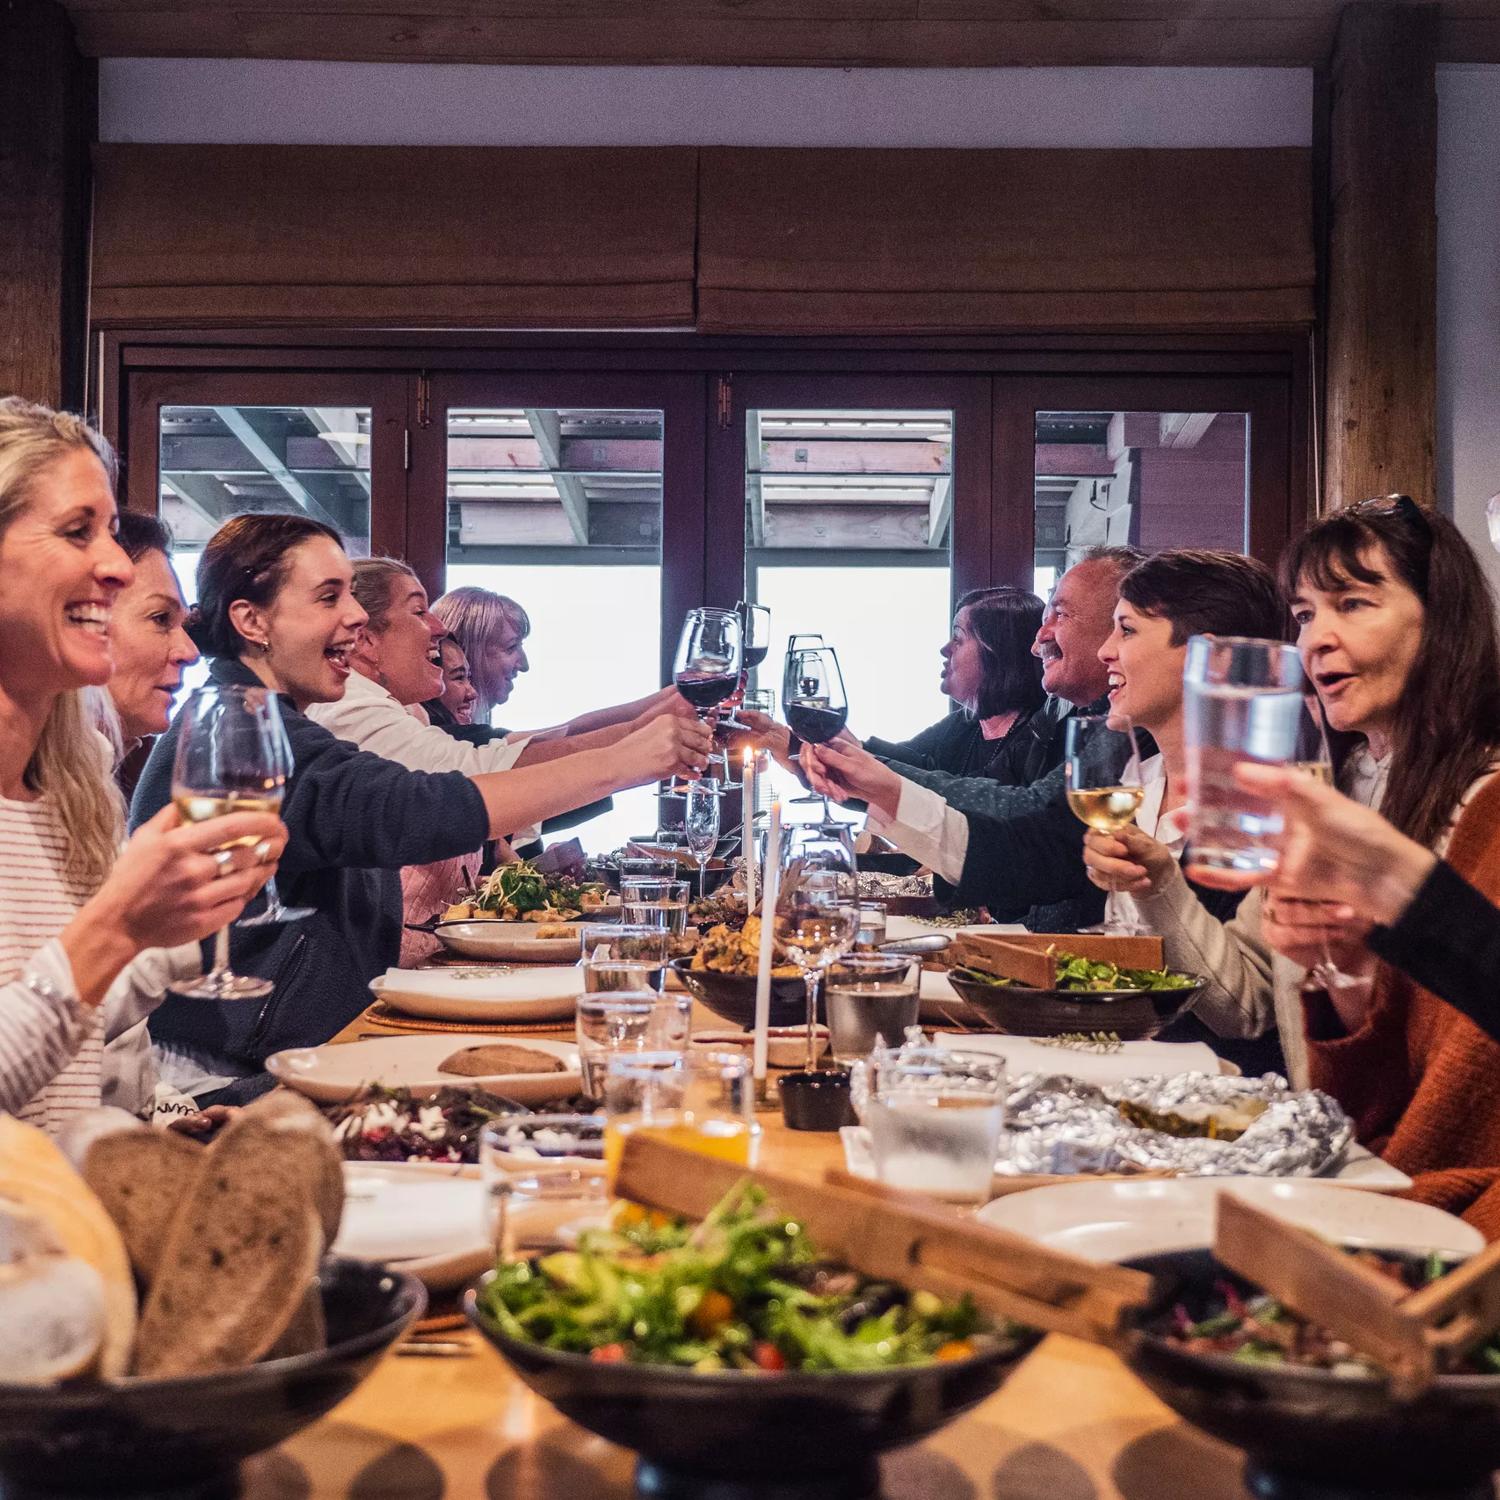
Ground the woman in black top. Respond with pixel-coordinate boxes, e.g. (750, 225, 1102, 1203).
(132, 514, 710, 1099)
(863, 587, 1046, 779)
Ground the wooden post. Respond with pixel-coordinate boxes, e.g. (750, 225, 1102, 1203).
(1323, 3, 1438, 510)
(0, 0, 96, 412)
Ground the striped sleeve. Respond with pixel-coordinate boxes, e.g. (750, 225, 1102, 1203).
(0, 939, 90, 1115)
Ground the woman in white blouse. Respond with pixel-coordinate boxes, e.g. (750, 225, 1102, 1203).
(0, 397, 284, 1129)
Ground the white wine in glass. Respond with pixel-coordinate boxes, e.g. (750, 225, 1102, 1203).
(1065, 714, 1147, 937)
(168, 684, 282, 1001)
(1065, 785, 1146, 833)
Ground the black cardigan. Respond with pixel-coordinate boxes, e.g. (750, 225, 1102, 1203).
(865, 710, 1027, 782)
(132, 657, 490, 1072)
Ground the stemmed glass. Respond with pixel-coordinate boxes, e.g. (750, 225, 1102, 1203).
(1064, 713, 1147, 936)
(671, 607, 742, 790)
(682, 779, 721, 901)
(233, 692, 312, 927)
(774, 823, 859, 1071)
(168, 684, 283, 1000)
(782, 644, 849, 818)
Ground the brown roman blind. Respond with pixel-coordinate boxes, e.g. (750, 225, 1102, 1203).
(697, 147, 1315, 333)
(91, 144, 698, 328)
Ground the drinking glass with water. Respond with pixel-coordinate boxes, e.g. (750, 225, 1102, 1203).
(823, 955, 920, 1065)
(1183, 635, 1305, 884)
(575, 992, 691, 1099)
(855, 1046, 1007, 1205)
(578, 922, 670, 992)
(620, 877, 690, 937)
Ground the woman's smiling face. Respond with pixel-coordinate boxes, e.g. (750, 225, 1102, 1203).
(1291, 543, 1426, 750)
(108, 546, 198, 740)
(0, 448, 133, 702)
(1098, 600, 1184, 734)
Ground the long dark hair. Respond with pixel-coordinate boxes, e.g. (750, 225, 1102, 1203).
(954, 587, 1046, 719)
(1280, 496, 1500, 848)
(190, 512, 344, 658)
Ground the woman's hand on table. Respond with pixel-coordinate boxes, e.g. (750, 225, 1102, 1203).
(799, 739, 901, 820)
(617, 712, 714, 785)
(1082, 824, 1177, 896)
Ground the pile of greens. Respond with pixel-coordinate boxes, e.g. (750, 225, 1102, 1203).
(951, 952, 1193, 993)
(479, 1185, 993, 1372)
(472, 860, 606, 916)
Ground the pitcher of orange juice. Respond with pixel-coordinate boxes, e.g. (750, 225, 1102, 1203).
(603, 1050, 760, 1184)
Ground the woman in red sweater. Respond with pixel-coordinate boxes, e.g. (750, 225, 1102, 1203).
(1263, 496, 1500, 1235)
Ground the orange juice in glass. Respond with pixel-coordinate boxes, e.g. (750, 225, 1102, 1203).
(603, 1051, 760, 1187)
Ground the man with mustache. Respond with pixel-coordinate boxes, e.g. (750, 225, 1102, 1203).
(802, 546, 1140, 929)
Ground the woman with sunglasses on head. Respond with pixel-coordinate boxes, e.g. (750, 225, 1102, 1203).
(132, 520, 710, 1103)
(0, 398, 284, 1129)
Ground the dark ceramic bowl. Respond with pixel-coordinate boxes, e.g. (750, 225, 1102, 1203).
(779, 1069, 856, 1132)
(466, 1280, 1041, 1500)
(0, 1257, 425, 1499)
(669, 957, 816, 1030)
(944, 972, 1208, 1041)
(1122, 1248, 1500, 1499)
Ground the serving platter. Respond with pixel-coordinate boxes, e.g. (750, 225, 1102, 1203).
(267, 1033, 582, 1105)
(372, 965, 583, 1023)
(334, 1163, 492, 1288)
(975, 1178, 1482, 1263)
(432, 919, 585, 962)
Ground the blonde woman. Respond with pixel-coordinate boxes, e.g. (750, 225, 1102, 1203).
(0, 397, 284, 1129)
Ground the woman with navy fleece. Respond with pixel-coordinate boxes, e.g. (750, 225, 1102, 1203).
(131, 513, 710, 1105)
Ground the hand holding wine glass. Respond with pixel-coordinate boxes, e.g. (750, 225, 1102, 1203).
(672, 607, 742, 787)
(782, 644, 849, 816)
(1065, 714, 1148, 936)
(232, 689, 313, 927)
(773, 824, 859, 1071)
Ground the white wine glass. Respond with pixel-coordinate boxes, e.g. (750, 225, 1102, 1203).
(1064, 713, 1147, 937)
(168, 684, 282, 1000)
(774, 824, 859, 1071)
(234, 691, 312, 927)
(682, 779, 721, 901)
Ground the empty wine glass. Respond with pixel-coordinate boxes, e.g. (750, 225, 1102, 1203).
(774, 823, 859, 1071)
(168, 684, 282, 1000)
(234, 691, 312, 927)
(783, 644, 848, 817)
(1064, 713, 1147, 936)
(682, 779, 721, 901)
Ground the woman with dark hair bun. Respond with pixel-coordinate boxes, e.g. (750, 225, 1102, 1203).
(132, 514, 711, 1102)
(863, 587, 1046, 779)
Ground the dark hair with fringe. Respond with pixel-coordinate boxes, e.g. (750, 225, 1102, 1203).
(115, 509, 173, 563)
(1280, 495, 1500, 848)
(952, 587, 1047, 719)
(189, 512, 344, 658)
(1118, 548, 1286, 646)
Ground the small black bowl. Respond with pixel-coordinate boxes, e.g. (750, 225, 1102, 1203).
(1122, 1248, 1500, 1499)
(0, 1257, 425, 1499)
(779, 1069, 856, 1132)
(944, 972, 1209, 1041)
(466, 1280, 1041, 1500)
(670, 957, 816, 1030)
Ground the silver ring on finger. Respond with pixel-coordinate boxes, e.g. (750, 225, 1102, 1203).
(212, 847, 235, 878)
(253, 839, 273, 865)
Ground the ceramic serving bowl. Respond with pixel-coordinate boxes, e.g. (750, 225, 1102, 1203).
(943, 971, 1208, 1041)
(668, 957, 814, 1029)
(1121, 1248, 1500, 1500)
(0, 1257, 425, 1498)
(466, 1278, 1040, 1500)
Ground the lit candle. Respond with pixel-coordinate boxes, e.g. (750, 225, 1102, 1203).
(751, 798, 782, 1085)
(742, 746, 757, 910)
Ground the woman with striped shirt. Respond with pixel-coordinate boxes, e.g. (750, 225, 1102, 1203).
(0, 397, 285, 1131)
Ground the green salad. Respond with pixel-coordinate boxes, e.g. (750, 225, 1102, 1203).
(471, 860, 608, 918)
(478, 1185, 994, 1372)
(952, 952, 1193, 993)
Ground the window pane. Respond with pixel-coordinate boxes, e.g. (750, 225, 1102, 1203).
(1033, 410, 1250, 593)
(159, 403, 374, 698)
(445, 407, 663, 853)
(747, 408, 954, 811)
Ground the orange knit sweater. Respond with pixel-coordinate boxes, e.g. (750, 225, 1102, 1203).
(1305, 775, 1500, 1238)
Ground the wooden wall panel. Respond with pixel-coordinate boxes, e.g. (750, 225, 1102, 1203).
(0, 1, 94, 410)
(1323, 3, 1438, 509)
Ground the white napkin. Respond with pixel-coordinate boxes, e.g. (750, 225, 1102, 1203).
(376, 966, 583, 1001)
(934, 1032, 1223, 1085)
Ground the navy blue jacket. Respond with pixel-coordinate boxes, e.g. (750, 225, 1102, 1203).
(131, 658, 489, 1072)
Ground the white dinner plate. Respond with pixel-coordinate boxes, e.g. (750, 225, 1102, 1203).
(433, 920, 585, 963)
(975, 1177, 1483, 1262)
(372, 965, 583, 1023)
(266, 1033, 582, 1105)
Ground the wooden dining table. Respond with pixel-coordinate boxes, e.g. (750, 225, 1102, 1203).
(241, 998, 1260, 1500)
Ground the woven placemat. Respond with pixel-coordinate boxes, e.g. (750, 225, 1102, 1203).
(359, 1001, 574, 1037)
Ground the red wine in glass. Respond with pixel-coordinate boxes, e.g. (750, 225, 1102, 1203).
(785, 702, 847, 744)
(676, 671, 739, 710)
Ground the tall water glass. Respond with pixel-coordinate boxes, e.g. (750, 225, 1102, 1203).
(1183, 635, 1306, 884)
(856, 1046, 1007, 1205)
(578, 923, 670, 992)
(620, 877, 689, 936)
(603, 1050, 759, 1182)
(824, 955, 920, 1065)
(576, 992, 691, 1099)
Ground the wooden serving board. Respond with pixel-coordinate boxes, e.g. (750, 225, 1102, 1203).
(951, 931, 1165, 988)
